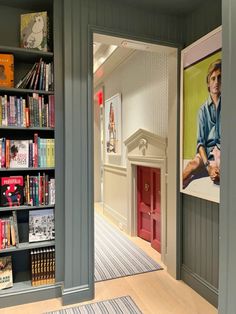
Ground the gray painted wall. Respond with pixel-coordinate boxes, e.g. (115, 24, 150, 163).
(184, 0, 222, 45)
(219, 0, 236, 313)
(180, 0, 221, 307)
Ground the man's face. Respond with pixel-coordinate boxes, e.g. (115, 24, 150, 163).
(208, 69, 221, 96)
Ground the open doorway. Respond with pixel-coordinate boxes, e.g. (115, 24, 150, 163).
(93, 32, 177, 270)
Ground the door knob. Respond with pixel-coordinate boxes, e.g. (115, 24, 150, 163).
(144, 183, 150, 191)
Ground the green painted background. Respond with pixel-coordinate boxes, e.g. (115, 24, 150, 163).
(183, 50, 221, 159)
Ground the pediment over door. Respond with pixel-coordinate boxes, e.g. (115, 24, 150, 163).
(124, 129, 167, 158)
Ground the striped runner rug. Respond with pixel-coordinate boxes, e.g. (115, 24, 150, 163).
(95, 213, 162, 281)
(46, 296, 142, 314)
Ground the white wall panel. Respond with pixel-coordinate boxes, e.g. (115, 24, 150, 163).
(103, 50, 170, 166)
(103, 165, 128, 231)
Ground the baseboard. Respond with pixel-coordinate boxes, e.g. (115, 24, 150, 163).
(103, 203, 127, 232)
(181, 264, 218, 308)
(0, 283, 62, 308)
(62, 284, 94, 306)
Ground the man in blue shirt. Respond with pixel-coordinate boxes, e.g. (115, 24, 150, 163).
(183, 59, 221, 188)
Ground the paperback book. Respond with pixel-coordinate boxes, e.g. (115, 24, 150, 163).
(0, 54, 14, 88)
(0, 176, 24, 207)
(0, 256, 13, 290)
(9, 140, 29, 168)
(20, 11, 48, 52)
(29, 209, 55, 242)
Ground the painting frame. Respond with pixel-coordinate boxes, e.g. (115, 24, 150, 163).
(180, 26, 222, 203)
(104, 93, 122, 156)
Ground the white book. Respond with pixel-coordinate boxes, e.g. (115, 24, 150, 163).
(9, 140, 29, 168)
(29, 209, 55, 242)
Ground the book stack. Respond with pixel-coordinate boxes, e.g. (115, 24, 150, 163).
(0, 94, 55, 127)
(0, 136, 55, 169)
(0, 211, 19, 250)
(0, 174, 55, 207)
(31, 247, 55, 286)
(15, 60, 53, 91)
(24, 174, 55, 206)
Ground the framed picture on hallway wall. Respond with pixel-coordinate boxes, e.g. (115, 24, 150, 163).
(180, 26, 222, 203)
(104, 93, 122, 156)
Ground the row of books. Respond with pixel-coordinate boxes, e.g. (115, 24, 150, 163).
(0, 208, 54, 251)
(0, 246, 55, 291)
(16, 59, 53, 92)
(0, 94, 55, 128)
(31, 247, 55, 286)
(0, 211, 18, 249)
(1, 175, 55, 207)
(0, 136, 55, 169)
(24, 175, 55, 207)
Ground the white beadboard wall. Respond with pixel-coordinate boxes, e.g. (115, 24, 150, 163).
(103, 50, 169, 166)
(98, 48, 173, 232)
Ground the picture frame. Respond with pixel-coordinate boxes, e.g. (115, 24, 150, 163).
(180, 26, 222, 203)
(104, 93, 122, 156)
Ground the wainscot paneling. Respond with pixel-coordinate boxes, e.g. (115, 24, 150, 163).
(181, 195, 219, 307)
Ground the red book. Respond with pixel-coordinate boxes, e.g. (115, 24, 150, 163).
(0, 219, 2, 249)
(34, 133, 38, 168)
(0, 176, 24, 207)
(5, 139, 10, 168)
(1, 220, 5, 249)
(25, 107, 30, 127)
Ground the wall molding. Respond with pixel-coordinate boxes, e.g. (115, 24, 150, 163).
(181, 264, 218, 308)
(103, 164, 127, 176)
(103, 203, 128, 232)
(62, 284, 93, 305)
(0, 283, 62, 308)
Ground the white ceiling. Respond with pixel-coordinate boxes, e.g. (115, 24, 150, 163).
(93, 33, 177, 87)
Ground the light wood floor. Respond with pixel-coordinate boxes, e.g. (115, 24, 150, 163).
(0, 209, 218, 314)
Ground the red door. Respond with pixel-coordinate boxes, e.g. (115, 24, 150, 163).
(137, 166, 151, 242)
(150, 168, 161, 252)
(137, 166, 161, 253)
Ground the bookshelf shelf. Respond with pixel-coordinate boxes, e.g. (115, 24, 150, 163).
(0, 205, 55, 212)
(0, 240, 55, 253)
(0, 280, 62, 297)
(0, 45, 53, 62)
(0, 126, 54, 131)
(0, 167, 55, 172)
(0, 87, 54, 95)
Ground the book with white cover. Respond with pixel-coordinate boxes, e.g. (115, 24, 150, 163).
(29, 209, 55, 242)
(10, 140, 29, 168)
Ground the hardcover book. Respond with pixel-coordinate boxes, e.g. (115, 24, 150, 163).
(9, 140, 29, 168)
(0, 176, 24, 207)
(20, 11, 48, 52)
(0, 54, 14, 88)
(0, 256, 13, 290)
(29, 209, 55, 242)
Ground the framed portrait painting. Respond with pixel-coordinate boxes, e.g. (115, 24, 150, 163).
(104, 93, 122, 155)
(180, 26, 222, 203)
